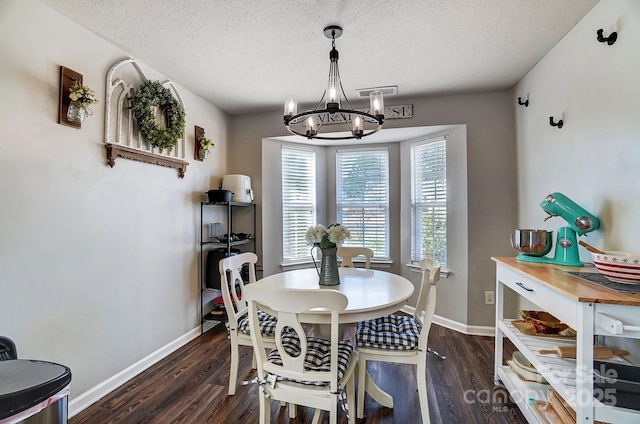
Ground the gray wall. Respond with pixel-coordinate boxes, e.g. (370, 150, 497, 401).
(230, 90, 517, 328)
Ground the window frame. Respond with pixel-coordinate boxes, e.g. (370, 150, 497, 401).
(281, 146, 317, 263)
(410, 136, 447, 267)
(335, 147, 390, 259)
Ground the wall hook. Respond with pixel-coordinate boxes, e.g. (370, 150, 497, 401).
(549, 116, 563, 129)
(517, 97, 529, 107)
(597, 29, 617, 45)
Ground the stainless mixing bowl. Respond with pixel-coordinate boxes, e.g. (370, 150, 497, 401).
(510, 229, 552, 256)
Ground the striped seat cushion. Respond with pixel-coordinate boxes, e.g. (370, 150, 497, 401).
(238, 309, 278, 336)
(267, 334, 353, 386)
(356, 314, 422, 350)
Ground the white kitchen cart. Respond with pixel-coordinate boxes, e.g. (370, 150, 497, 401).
(493, 257, 640, 423)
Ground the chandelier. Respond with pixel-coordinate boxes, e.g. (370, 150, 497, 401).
(283, 26, 384, 140)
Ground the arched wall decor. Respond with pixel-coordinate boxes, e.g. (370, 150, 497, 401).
(104, 58, 188, 178)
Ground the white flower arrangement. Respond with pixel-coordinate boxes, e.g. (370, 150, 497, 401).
(69, 84, 98, 109)
(198, 135, 214, 153)
(305, 223, 351, 249)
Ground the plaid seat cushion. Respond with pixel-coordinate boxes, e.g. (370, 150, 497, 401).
(238, 309, 278, 336)
(267, 334, 353, 386)
(356, 314, 422, 350)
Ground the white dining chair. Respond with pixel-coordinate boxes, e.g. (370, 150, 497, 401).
(337, 246, 373, 269)
(355, 257, 441, 423)
(219, 252, 277, 395)
(244, 284, 357, 424)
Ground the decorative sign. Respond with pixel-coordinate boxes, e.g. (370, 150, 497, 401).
(194, 125, 205, 161)
(384, 104, 413, 120)
(58, 66, 83, 129)
(320, 104, 413, 125)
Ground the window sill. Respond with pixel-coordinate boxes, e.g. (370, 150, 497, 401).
(280, 259, 394, 272)
(406, 262, 450, 278)
(280, 260, 315, 272)
(369, 260, 393, 269)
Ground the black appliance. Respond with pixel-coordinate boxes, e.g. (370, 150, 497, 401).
(206, 249, 249, 290)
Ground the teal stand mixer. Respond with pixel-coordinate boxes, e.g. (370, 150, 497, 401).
(511, 192, 600, 267)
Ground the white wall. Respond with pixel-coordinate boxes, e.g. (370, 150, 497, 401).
(0, 0, 228, 404)
(513, 0, 640, 360)
(514, 0, 640, 255)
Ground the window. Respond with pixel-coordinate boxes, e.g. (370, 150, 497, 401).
(411, 137, 447, 266)
(282, 148, 316, 262)
(336, 149, 389, 258)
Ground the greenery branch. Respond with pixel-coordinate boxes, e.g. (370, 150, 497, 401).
(129, 80, 185, 152)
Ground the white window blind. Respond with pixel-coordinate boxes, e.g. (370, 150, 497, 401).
(336, 149, 389, 258)
(282, 148, 316, 261)
(411, 138, 447, 266)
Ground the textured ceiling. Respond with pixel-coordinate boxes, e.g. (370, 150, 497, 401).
(40, 0, 598, 115)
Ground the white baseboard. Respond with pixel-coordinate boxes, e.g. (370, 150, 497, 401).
(400, 306, 495, 337)
(69, 312, 495, 417)
(432, 314, 495, 337)
(69, 327, 201, 418)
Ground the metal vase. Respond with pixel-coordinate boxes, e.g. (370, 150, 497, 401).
(318, 246, 340, 286)
(67, 102, 86, 123)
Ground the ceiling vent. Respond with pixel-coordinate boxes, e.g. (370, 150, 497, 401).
(355, 86, 397, 98)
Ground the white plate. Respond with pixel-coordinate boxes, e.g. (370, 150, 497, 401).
(512, 350, 539, 374)
(507, 360, 548, 384)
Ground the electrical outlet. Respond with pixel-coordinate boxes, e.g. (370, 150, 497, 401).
(484, 291, 495, 305)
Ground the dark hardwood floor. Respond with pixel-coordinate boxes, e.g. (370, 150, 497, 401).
(70, 323, 527, 423)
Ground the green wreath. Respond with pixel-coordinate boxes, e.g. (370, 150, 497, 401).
(129, 80, 185, 151)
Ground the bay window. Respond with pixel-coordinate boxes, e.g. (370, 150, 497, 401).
(410, 137, 447, 266)
(282, 147, 316, 262)
(336, 148, 389, 258)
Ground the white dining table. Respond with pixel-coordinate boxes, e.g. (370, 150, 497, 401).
(256, 267, 414, 324)
(255, 267, 415, 409)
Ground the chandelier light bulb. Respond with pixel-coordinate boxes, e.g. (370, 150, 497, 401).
(329, 87, 337, 103)
(306, 116, 316, 130)
(352, 115, 364, 138)
(284, 95, 297, 117)
(354, 116, 363, 131)
(306, 116, 317, 137)
(370, 90, 384, 117)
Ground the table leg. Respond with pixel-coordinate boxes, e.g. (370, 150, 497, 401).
(315, 323, 394, 407)
(312, 324, 322, 337)
(314, 323, 348, 339)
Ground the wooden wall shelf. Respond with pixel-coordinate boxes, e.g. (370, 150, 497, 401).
(105, 144, 188, 178)
(103, 58, 188, 178)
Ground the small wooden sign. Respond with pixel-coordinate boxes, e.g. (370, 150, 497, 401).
(194, 125, 205, 161)
(58, 66, 83, 129)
